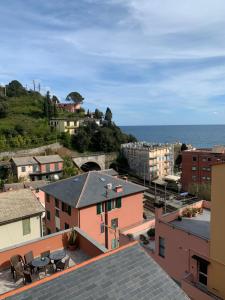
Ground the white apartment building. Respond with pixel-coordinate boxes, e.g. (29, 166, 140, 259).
(121, 142, 174, 181)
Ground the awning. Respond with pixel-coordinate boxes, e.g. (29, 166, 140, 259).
(152, 179, 167, 186)
(192, 255, 210, 265)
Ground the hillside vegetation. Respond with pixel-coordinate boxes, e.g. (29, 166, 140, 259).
(0, 80, 136, 152)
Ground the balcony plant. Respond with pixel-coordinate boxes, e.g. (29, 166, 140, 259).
(68, 228, 78, 251)
(147, 228, 155, 240)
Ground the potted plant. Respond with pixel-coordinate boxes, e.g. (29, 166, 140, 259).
(177, 215, 182, 221)
(68, 228, 78, 250)
(186, 208, 192, 218)
(147, 228, 155, 240)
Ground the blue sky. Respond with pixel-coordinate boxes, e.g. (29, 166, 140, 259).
(1, 0, 225, 125)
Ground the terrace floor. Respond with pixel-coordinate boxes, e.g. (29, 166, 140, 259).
(0, 248, 90, 295)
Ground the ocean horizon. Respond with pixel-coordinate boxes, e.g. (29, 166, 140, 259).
(120, 124, 225, 148)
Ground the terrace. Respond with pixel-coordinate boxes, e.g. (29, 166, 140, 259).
(0, 227, 107, 297)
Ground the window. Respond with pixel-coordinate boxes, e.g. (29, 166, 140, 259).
(100, 223, 105, 233)
(55, 163, 59, 171)
(56, 227, 60, 232)
(198, 260, 208, 286)
(55, 198, 59, 208)
(202, 176, 206, 180)
(47, 210, 51, 221)
(107, 201, 112, 211)
(192, 175, 197, 181)
(111, 238, 118, 249)
(22, 218, 31, 235)
(62, 202, 71, 215)
(159, 237, 165, 258)
(206, 177, 211, 181)
(116, 198, 122, 208)
(111, 218, 118, 229)
(65, 223, 69, 230)
(67, 121, 70, 126)
(192, 156, 197, 162)
(46, 164, 50, 172)
(46, 194, 50, 203)
(21, 166, 26, 172)
(192, 166, 197, 171)
(111, 199, 116, 209)
(208, 157, 211, 162)
(33, 165, 39, 172)
(55, 209, 60, 217)
(97, 203, 103, 214)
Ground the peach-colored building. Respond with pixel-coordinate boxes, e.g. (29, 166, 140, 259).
(151, 200, 221, 300)
(56, 102, 81, 112)
(11, 155, 63, 181)
(41, 171, 147, 250)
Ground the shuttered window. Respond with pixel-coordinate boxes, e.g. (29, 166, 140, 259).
(22, 218, 31, 235)
(67, 205, 71, 216)
(107, 201, 112, 211)
(116, 198, 122, 208)
(97, 203, 102, 214)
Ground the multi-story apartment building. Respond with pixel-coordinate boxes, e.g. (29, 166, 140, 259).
(41, 171, 147, 250)
(0, 189, 44, 249)
(121, 142, 174, 181)
(11, 155, 63, 181)
(181, 146, 225, 192)
(49, 118, 80, 135)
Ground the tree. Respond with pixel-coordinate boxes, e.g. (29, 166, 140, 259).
(94, 108, 103, 120)
(72, 128, 91, 152)
(181, 143, 188, 151)
(63, 156, 78, 178)
(66, 92, 84, 104)
(6, 80, 26, 97)
(52, 95, 59, 104)
(104, 107, 112, 123)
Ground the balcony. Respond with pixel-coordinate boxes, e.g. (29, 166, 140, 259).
(181, 273, 221, 300)
(0, 228, 107, 296)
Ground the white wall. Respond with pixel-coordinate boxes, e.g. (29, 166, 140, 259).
(0, 215, 42, 249)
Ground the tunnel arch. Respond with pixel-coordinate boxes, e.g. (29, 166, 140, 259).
(80, 161, 101, 172)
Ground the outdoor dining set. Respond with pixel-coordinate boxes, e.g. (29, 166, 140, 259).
(10, 249, 70, 285)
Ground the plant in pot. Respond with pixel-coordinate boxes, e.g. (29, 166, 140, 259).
(177, 215, 182, 221)
(68, 228, 78, 251)
(186, 208, 192, 218)
(147, 228, 155, 241)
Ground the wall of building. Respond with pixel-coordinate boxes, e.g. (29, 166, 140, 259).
(17, 165, 34, 180)
(0, 215, 42, 249)
(208, 164, 225, 299)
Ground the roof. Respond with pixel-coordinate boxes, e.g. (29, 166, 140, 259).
(170, 209, 210, 240)
(164, 175, 180, 182)
(0, 189, 44, 225)
(11, 157, 37, 166)
(41, 171, 147, 208)
(24, 180, 49, 189)
(5, 243, 189, 300)
(100, 168, 118, 176)
(34, 155, 63, 164)
(3, 183, 24, 192)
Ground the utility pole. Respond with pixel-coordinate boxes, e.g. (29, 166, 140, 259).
(33, 80, 36, 91)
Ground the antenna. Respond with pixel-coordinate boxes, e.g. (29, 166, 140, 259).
(33, 80, 36, 91)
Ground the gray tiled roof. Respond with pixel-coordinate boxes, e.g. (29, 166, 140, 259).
(24, 180, 49, 189)
(0, 189, 44, 225)
(41, 171, 147, 208)
(34, 155, 63, 164)
(6, 244, 189, 300)
(100, 168, 118, 176)
(3, 182, 24, 191)
(11, 157, 37, 166)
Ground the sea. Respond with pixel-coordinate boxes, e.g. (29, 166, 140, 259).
(120, 125, 225, 148)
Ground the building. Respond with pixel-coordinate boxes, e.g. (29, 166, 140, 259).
(0, 237, 189, 299)
(3, 180, 49, 207)
(181, 146, 225, 192)
(41, 171, 147, 250)
(208, 162, 225, 299)
(34, 155, 63, 180)
(56, 102, 81, 112)
(121, 142, 174, 181)
(49, 118, 80, 135)
(0, 189, 44, 249)
(11, 155, 63, 181)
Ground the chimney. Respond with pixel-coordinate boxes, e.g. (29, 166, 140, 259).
(115, 185, 123, 193)
(154, 202, 164, 220)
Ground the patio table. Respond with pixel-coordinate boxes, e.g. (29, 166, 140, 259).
(32, 257, 50, 268)
(49, 250, 66, 262)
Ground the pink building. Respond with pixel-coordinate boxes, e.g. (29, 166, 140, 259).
(152, 200, 215, 300)
(41, 171, 147, 250)
(57, 102, 81, 112)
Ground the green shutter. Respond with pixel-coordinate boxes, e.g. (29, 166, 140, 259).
(116, 197, 122, 208)
(97, 203, 102, 214)
(22, 218, 31, 235)
(68, 205, 71, 216)
(107, 201, 112, 211)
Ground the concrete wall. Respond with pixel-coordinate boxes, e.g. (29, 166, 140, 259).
(0, 143, 61, 159)
(0, 215, 42, 249)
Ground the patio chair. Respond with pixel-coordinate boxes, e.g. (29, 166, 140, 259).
(14, 262, 32, 284)
(24, 251, 35, 274)
(55, 257, 70, 272)
(10, 255, 24, 279)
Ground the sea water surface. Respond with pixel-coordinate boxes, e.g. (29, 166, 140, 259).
(120, 125, 225, 148)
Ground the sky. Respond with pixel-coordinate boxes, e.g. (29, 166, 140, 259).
(1, 0, 225, 125)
